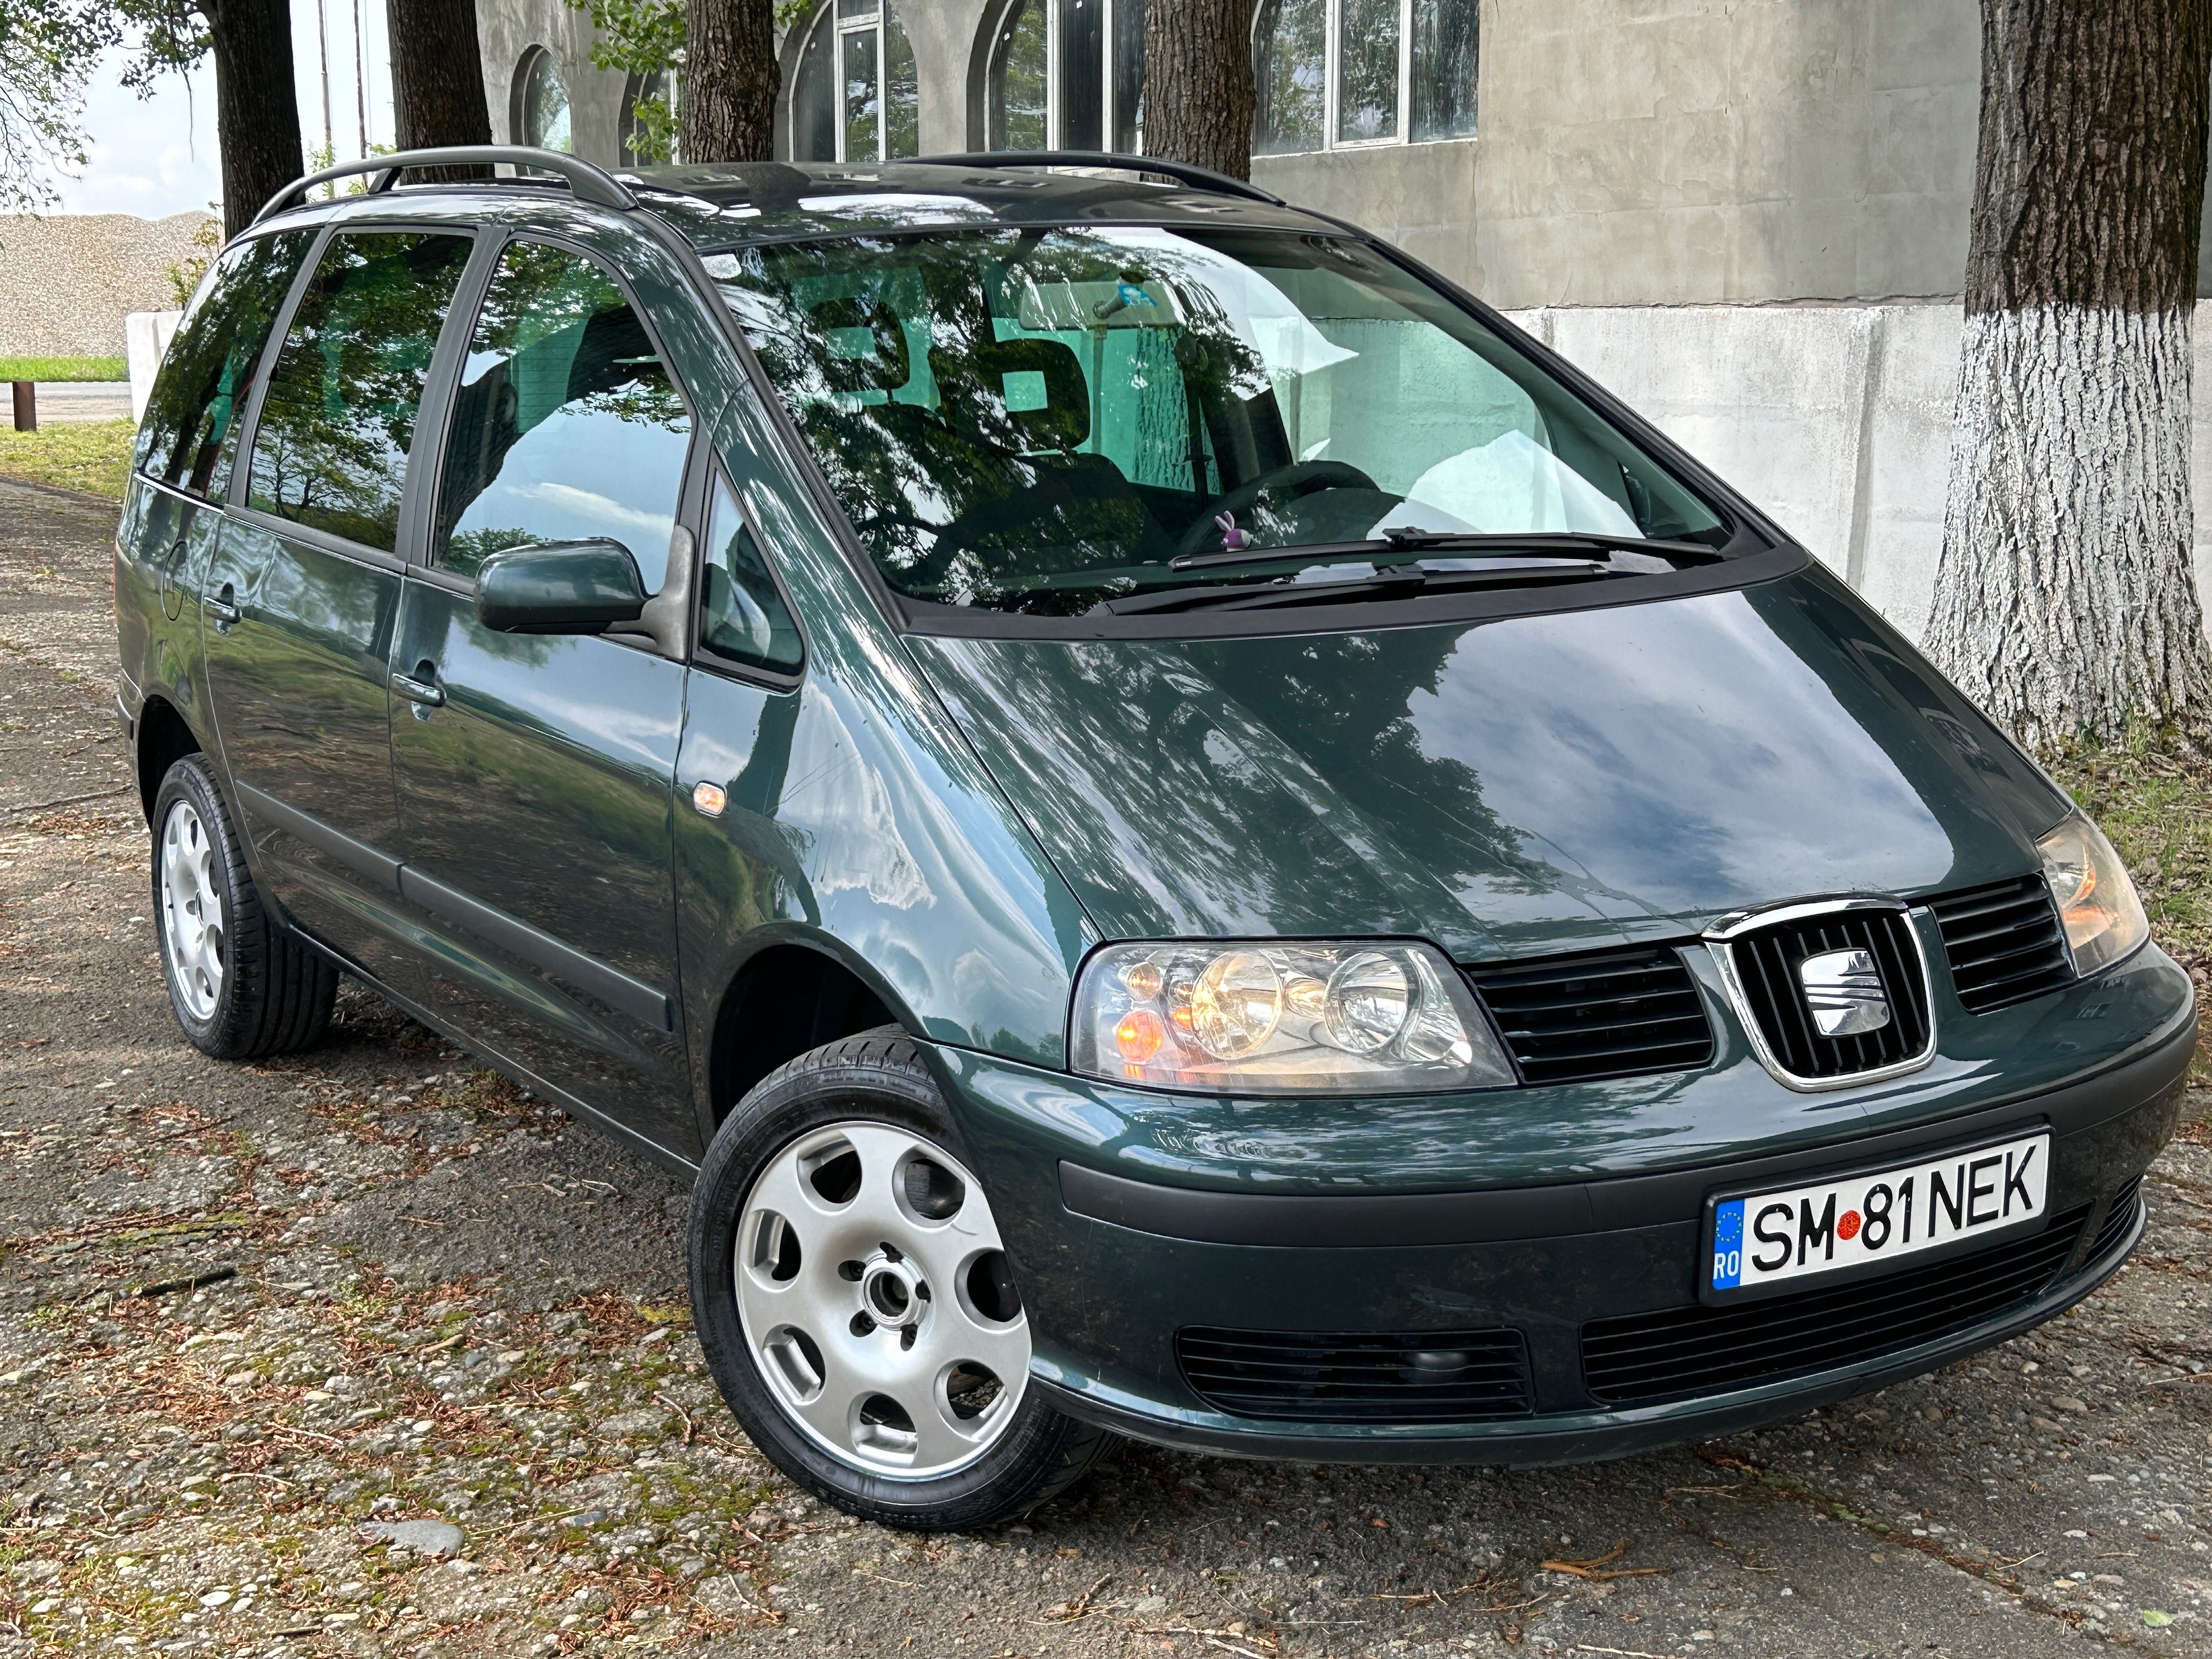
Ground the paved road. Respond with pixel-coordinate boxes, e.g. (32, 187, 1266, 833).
(2, 475, 2209, 1658)
(16, 381, 133, 425)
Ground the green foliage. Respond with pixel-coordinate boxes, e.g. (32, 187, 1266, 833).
(0, 356, 126, 381)
(569, 0, 683, 160)
(166, 214, 222, 307)
(574, 0, 685, 77)
(0, 1, 104, 211)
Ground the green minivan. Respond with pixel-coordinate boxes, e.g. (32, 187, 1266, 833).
(115, 147, 2194, 1531)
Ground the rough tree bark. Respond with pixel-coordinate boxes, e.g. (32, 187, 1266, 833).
(205, 0, 304, 237)
(681, 0, 778, 164)
(1142, 0, 1257, 180)
(1925, 0, 2212, 750)
(385, 0, 492, 178)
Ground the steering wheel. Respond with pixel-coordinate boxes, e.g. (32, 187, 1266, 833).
(1173, 460, 1380, 561)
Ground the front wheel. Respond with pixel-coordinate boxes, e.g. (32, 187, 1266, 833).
(689, 1029, 1108, 1530)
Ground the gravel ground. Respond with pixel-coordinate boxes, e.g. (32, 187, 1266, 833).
(4, 474, 2211, 1658)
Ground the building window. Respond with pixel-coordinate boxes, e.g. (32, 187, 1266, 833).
(984, 0, 1146, 154)
(791, 0, 919, 163)
(620, 68, 676, 166)
(1252, 0, 1474, 155)
(515, 47, 573, 153)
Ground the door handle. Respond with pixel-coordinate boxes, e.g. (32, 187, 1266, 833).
(204, 583, 240, 628)
(391, 669, 444, 708)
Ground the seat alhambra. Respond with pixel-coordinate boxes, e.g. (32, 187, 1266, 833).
(114, 146, 2193, 1531)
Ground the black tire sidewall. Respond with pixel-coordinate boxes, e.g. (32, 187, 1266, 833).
(150, 757, 247, 1053)
(689, 1036, 1093, 1531)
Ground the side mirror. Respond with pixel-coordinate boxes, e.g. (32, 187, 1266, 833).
(475, 539, 648, 634)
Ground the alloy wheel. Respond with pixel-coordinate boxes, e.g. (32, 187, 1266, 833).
(159, 798, 225, 1021)
(733, 1121, 1028, 1479)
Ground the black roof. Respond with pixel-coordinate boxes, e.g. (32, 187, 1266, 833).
(620, 160, 1336, 249)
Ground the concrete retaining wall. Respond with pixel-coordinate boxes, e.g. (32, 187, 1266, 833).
(1502, 300, 2212, 645)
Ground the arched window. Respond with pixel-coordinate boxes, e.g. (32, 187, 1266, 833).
(789, 0, 919, 163)
(620, 67, 676, 166)
(514, 47, 573, 153)
(1252, 0, 1475, 155)
(984, 0, 1146, 154)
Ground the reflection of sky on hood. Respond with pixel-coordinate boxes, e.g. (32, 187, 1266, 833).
(1406, 591, 1955, 913)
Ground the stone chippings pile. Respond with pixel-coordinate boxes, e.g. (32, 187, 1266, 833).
(0, 212, 214, 358)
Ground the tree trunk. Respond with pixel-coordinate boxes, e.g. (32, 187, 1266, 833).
(205, 0, 305, 238)
(385, 0, 492, 179)
(1142, 0, 1257, 180)
(681, 0, 778, 164)
(1924, 0, 2212, 750)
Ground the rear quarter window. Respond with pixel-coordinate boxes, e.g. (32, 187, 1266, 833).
(133, 229, 313, 499)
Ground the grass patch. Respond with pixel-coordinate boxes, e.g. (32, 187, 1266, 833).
(0, 418, 134, 498)
(0, 356, 127, 382)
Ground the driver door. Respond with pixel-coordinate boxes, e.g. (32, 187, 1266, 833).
(389, 236, 699, 1156)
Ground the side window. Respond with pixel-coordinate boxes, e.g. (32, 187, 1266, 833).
(434, 240, 692, 591)
(133, 229, 312, 499)
(697, 469, 803, 674)
(247, 230, 475, 551)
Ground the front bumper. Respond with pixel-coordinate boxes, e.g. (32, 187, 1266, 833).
(934, 957, 2193, 1464)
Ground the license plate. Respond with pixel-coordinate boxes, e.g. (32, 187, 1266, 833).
(1706, 1130, 2051, 1299)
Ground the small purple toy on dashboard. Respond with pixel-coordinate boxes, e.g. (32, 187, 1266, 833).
(1215, 511, 1248, 551)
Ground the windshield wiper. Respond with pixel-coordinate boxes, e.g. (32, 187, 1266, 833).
(1098, 559, 1612, 617)
(1167, 529, 1725, 574)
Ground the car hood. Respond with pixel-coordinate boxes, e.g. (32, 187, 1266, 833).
(903, 572, 2070, 960)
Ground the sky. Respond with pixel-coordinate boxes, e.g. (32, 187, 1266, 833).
(44, 2, 398, 220)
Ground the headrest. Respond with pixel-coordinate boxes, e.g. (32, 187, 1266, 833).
(805, 295, 912, 395)
(948, 332, 1090, 452)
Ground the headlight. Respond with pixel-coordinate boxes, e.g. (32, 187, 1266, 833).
(2036, 810, 2150, 977)
(1070, 940, 1515, 1094)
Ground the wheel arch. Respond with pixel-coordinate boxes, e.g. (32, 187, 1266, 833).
(136, 693, 204, 823)
(705, 933, 909, 1124)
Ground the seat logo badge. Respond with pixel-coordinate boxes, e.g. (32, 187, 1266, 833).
(1798, 948, 1890, 1038)
(691, 781, 727, 818)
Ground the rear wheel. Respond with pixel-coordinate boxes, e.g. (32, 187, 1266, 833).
(690, 1029, 1108, 1530)
(151, 756, 336, 1059)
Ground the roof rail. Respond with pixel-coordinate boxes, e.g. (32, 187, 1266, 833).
(900, 150, 1285, 208)
(253, 145, 639, 225)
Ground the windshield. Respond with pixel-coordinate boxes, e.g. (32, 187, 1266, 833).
(712, 227, 1727, 616)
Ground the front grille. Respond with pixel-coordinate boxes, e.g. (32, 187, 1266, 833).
(2086, 1176, 2144, 1263)
(1928, 876, 2074, 1013)
(1178, 1327, 1532, 1424)
(1581, 1203, 2091, 1406)
(1465, 945, 1714, 1085)
(1721, 907, 1930, 1081)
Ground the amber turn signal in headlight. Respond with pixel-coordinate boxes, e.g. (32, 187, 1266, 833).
(2036, 810, 2150, 978)
(1070, 940, 1514, 1094)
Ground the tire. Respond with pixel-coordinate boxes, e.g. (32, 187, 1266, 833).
(690, 1028, 1109, 1531)
(151, 755, 337, 1059)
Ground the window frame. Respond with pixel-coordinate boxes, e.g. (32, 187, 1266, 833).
(513, 44, 573, 153)
(132, 224, 320, 512)
(221, 221, 491, 575)
(689, 454, 810, 689)
(791, 0, 916, 165)
(1252, 0, 1476, 157)
(983, 0, 1144, 153)
(408, 228, 710, 634)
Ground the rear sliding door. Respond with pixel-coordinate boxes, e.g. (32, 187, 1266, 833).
(201, 227, 477, 993)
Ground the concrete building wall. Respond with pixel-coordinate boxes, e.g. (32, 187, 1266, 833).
(1470, 0, 1980, 307)
(478, 0, 627, 165)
